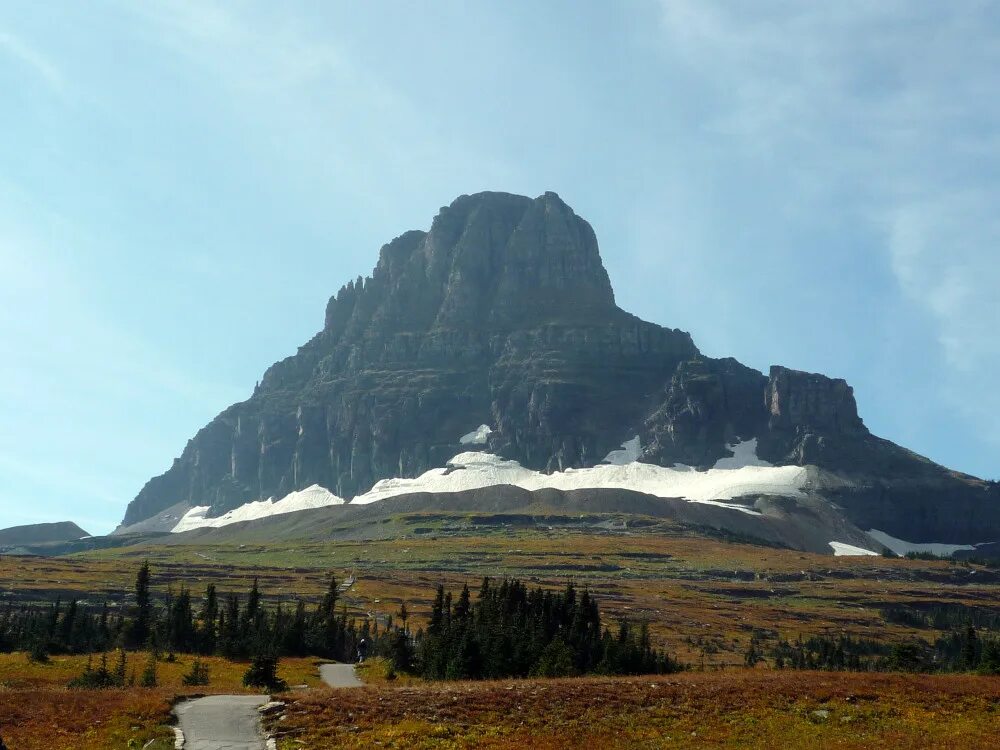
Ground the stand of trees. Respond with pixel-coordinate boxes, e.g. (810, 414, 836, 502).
(770, 627, 1000, 674)
(0, 563, 677, 682)
(416, 579, 677, 679)
(0, 564, 366, 665)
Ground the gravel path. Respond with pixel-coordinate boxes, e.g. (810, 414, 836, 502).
(174, 694, 270, 750)
(319, 662, 364, 688)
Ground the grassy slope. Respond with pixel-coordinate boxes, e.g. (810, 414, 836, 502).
(273, 671, 1000, 749)
(5, 519, 994, 666)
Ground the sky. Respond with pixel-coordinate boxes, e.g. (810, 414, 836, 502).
(1, 1, 998, 535)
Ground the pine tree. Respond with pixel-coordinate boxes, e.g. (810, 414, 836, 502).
(128, 561, 152, 648)
(963, 625, 979, 670)
(398, 602, 409, 634)
(182, 657, 211, 686)
(140, 652, 158, 687)
(198, 584, 218, 654)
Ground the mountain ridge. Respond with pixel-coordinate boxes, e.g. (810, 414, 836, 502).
(0, 521, 89, 546)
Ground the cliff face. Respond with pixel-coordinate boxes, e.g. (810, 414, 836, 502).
(121, 191, 999, 543)
(123, 192, 697, 525)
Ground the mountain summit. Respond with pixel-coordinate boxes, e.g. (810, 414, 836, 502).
(121, 192, 998, 547)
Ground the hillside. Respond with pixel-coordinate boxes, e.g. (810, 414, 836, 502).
(0, 521, 88, 546)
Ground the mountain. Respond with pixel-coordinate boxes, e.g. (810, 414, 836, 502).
(119, 191, 999, 550)
(0, 521, 89, 546)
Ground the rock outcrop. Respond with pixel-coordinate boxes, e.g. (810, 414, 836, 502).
(120, 191, 1000, 544)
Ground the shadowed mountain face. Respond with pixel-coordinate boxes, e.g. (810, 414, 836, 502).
(121, 191, 999, 543)
(0, 521, 89, 545)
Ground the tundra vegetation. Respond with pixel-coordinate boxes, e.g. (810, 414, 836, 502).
(4, 528, 1000, 748)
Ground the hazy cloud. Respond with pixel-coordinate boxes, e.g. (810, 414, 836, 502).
(0, 30, 64, 92)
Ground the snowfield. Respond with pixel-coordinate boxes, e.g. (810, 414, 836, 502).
(170, 439, 808, 532)
(602, 436, 641, 465)
(829, 541, 879, 557)
(866, 528, 977, 557)
(171, 484, 344, 533)
(353, 439, 805, 514)
(459, 424, 493, 445)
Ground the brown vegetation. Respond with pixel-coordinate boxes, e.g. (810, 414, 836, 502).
(0, 652, 322, 749)
(273, 670, 1000, 749)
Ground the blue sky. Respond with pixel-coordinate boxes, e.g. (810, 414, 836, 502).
(2, 1, 998, 534)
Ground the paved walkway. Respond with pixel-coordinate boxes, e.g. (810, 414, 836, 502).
(319, 662, 364, 687)
(174, 694, 270, 750)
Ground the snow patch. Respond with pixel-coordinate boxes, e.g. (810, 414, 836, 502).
(866, 529, 977, 558)
(171, 484, 344, 533)
(829, 541, 879, 557)
(459, 424, 493, 445)
(351, 450, 807, 514)
(712, 438, 771, 469)
(603, 436, 641, 465)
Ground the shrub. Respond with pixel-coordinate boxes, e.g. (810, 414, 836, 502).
(28, 640, 49, 664)
(68, 652, 124, 689)
(140, 653, 158, 687)
(243, 652, 288, 691)
(182, 658, 211, 686)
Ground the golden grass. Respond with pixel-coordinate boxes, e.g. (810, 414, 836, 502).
(0, 651, 323, 749)
(355, 656, 420, 685)
(0, 686, 175, 750)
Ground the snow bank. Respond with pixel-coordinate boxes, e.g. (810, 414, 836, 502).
(459, 424, 493, 445)
(712, 438, 772, 469)
(829, 541, 879, 556)
(172, 484, 344, 533)
(170, 438, 807, 533)
(351, 448, 806, 513)
(866, 529, 977, 558)
(602, 436, 641, 465)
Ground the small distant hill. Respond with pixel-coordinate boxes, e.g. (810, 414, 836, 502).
(0, 521, 89, 546)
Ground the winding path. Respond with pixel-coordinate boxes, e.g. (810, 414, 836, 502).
(174, 694, 269, 750)
(173, 664, 362, 748)
(319, 662, 363, 687)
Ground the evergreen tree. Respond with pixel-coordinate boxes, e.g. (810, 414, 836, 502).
(127, 561, 152, 648)
(140, 652, 158, 687)
(197, 584, 218, 654)
(182, 657, 211, 686)
(962, 625, 979, 670)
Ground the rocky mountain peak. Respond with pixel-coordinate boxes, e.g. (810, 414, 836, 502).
(120, 191, 999, 546)
(323, 191, 616, 339)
